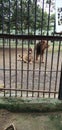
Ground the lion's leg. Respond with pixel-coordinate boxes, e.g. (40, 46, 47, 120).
(36, 53, 39, 61)
(41, 54, 44, 63)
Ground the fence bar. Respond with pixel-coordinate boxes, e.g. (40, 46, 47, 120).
(0, 68, 61, 72)
(49, 41, 54, 97)
(44, 0, 51, 98)
(21, 40, 23, 97)
(3, 38, 5, 96)
(8, 0, 11, 97)
(43, 44, 48, 98)
(54, 41, 61, 98)
(0, 88, 58, 94)
(9, 39, 11, 97)
(58, 64, 62, 100)
(0, 34, 62, 41)
(1, 1, 6, 96)
(26, 0, 30, 97)
(15, 0, 18, 97)
(41, 0, 44, 34)
(15, 39, 17, 97)
(37, 0, 44, 97)
(20, 0, 23, 97)
(48, 20, 55, 97)
(32, 0, 37, 97)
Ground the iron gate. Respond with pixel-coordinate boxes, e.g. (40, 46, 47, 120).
(0, 0, 62, 98)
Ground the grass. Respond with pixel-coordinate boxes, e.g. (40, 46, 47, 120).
(49, 113, 62, 130)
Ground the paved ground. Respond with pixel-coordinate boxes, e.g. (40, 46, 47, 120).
(0, 48, 62, 97)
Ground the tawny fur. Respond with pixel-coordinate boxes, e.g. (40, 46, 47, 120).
(18, 48, 33, 64)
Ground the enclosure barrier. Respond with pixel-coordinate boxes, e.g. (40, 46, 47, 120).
(0, 0, 62, 99)
(0, 34, 62, 98)
(58, 64, 62, 100)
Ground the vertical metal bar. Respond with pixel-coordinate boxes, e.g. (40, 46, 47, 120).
(32, 0, 37, 97)
(15, 39, 17, 97)
(2, 0, 4, 33)
(2, 0, 5, 96)
(3, 38, 5, 96)
(47, 0, 51, 36)
(58, 63, 62, 100)
(21, 0, 23, 97)
(43, 1, 51, 97)
(54, 41, 61, 98)
(37, 0, 44, 97)
(21, 40, 23, 97)
(20, 0, 23, 35)
(15, 0, 18, 97)
(49, 41, 54, 97)
(37, 68, 41, 97)
(41, 0, 44, 34)
(9, 39, 11, 97)
(8, 0, 11, 97)
(49, 21, 55, 97)
(26, 0, 30, 97)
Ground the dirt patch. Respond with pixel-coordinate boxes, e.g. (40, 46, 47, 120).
(0, 48, 62, 97)
(0, 109, 62, 130)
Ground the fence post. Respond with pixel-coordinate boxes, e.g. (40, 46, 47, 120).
(58, 63, 62, 100)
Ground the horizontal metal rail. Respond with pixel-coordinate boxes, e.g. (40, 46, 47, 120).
(0, 88, 58, 94)
(0, 34, 62, 41)
(0, 68, 61, 72)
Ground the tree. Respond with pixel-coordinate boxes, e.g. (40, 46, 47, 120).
(0, 0, 49, 34)
(0, 0, 14, 33)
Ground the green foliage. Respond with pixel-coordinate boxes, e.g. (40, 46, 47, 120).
(0, 0, 55, 34)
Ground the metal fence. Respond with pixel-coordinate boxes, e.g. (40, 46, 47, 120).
(0, 0, 62, 98)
